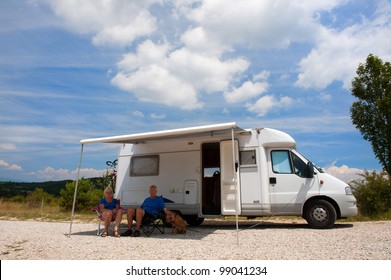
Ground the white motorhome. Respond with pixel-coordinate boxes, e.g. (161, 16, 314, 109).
(80, 122, 357, 229)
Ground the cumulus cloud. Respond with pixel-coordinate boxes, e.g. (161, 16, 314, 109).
(187, 0, 325, 49)
(323, 164, 366, 183)
(42, 0, 158, 47)
(246, 95, 293, 116)
(296, 0, 391, 89)
(112, 40, 249, 110)
(112, 64, 202, 110)
(180, 26, 229, 56)
(34, 167, 104, 181)
(0, 160, 22, 171)
(224, 71, 270, 103)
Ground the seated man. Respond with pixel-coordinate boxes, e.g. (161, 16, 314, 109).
(132, 184, 173, 237)
(121, 208, 136, 236)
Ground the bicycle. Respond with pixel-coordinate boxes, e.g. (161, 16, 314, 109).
(105, 159, 118, 190)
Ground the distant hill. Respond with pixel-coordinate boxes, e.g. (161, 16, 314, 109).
(0, 177, 105, 198)
(0, 180, 73, 197)
(0, 177, 17, 182)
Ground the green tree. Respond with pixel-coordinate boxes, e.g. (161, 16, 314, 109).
(350, 54, 391, 175)
(59, 178, 102, 211)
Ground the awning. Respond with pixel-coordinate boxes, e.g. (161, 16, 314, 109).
(69, 122, 245, 244)
(80, 122, 248, 144)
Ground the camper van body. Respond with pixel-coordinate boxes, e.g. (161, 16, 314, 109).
(81, 122, 357, 229)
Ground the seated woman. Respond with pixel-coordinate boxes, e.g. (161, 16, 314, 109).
(99, 186, 123, 237)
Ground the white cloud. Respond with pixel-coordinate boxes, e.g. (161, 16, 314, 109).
(296, 0, 391, 89)
(323, 164, 365, 183)
(112, 40, 249, 110)
(116, 40, 170, 72)
(246, 95, 293, 116)
(253, 71, 270, 81)
(150, 113, 166, 119)
(180, 26, 229, 56)
(0, 144, 16, 151)
(43, 0, 159, 47)
(169, 47, 249, 93)
(133, 111, 145, 118)
(112, 65, 203, 110)
(224, 71, 269, 103)
(0, 160, 22, 171)
(186, 0, 336, 49)
(92, 10, 156, 47)
(319, 92, 332, 101)
(224, 80, 267, 103)
(9, 164, 23, 171)
(34, 167, 104, 181)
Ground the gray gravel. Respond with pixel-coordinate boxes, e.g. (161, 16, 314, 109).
(1, 219, 390, 260)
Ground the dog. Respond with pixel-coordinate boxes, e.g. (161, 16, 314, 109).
(168, 213, 187, 234)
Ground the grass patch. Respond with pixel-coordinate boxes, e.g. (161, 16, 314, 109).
(0, 202, 95, 223)
(1, 202, 390, 223)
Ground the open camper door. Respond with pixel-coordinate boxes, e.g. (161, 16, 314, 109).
(220, 139, 241, 215)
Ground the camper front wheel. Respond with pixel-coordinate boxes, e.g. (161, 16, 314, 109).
(305, 199, 336, 229)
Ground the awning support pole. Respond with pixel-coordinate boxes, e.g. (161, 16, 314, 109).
(231, 128, 239, 246)
(68, 144, 84, 237)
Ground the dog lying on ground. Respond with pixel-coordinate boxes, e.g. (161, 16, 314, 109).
(168, 213, 187, 234)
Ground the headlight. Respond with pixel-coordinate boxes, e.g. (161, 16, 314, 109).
(345, 186, 353, 195)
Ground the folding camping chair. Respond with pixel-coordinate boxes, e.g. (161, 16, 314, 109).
(140, 211, 166, 237)
(91, 205, 124, 236)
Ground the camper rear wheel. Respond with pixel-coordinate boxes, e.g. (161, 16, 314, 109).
(184, 215, 204, 226)
(305, 199, 336, 229)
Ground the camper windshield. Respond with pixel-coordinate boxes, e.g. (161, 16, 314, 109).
(292, 150, 324, 173)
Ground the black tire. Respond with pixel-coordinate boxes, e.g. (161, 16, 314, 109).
(304, 199, 336, 229)
(184, 215, 204, 226)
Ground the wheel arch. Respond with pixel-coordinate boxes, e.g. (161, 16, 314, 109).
(302, 196, 341, 219)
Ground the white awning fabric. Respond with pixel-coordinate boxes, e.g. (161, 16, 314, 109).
(80, 122, 248, 144)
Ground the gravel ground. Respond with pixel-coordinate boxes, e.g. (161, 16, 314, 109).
(1, 219, 390, 260)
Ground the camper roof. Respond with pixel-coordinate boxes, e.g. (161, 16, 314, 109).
(80, 122, 249, 144)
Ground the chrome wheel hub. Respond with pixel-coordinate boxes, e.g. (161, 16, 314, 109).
(312, 207, 328, 222)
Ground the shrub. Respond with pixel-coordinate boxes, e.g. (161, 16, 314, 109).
(26, 188, 57, 208)
(351, 170, 391, 216)
(7, 195, 27, 203)
(59, 178, 102, 211)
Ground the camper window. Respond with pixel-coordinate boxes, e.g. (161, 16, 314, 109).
(291, 152, 307, 178)
(271, 150, 292, 174)
(240, 150, 256, 166)
(130, 155, 159, 176)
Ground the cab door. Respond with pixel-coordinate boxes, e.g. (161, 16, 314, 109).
(268, 149, 318, 214)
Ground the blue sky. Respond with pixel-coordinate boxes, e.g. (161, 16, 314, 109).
(0, 0, 390, 183)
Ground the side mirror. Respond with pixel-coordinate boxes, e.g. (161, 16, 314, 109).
(306, 162, 314, 178)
